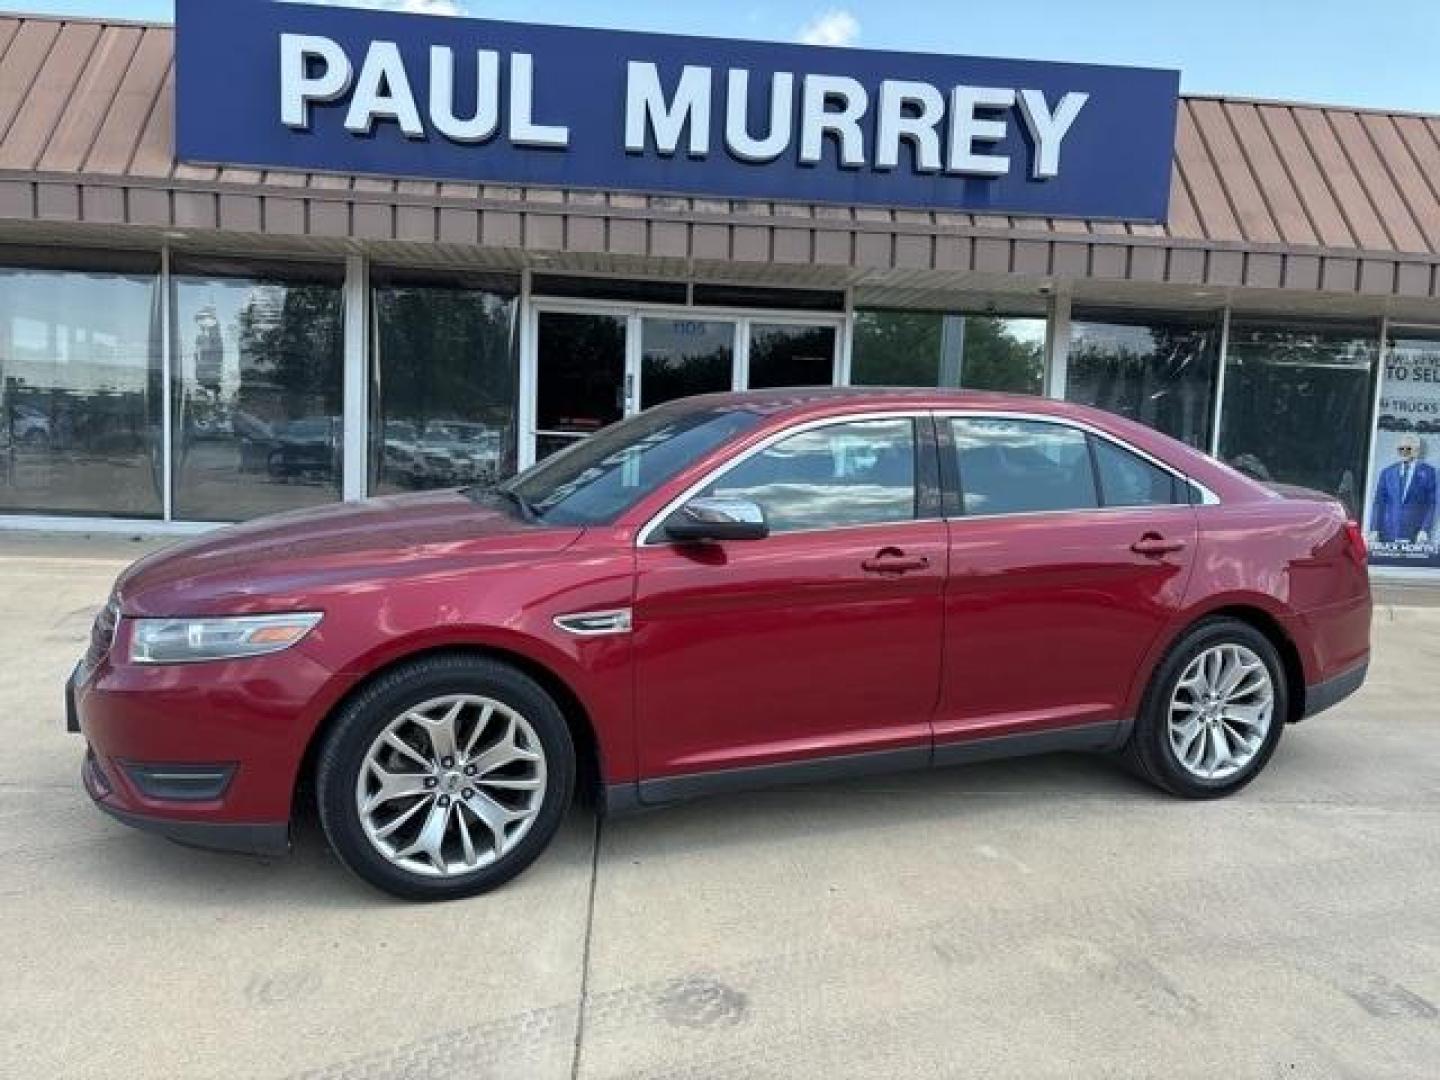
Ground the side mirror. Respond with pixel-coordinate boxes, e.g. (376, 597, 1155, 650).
(665, 496, 769, 542)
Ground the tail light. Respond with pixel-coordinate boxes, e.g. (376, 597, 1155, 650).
(1343, 519, 1368, 565)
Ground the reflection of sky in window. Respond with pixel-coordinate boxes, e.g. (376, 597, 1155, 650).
(708, 419, 914, 532)
(712, 482, 912, 532)
(1072, 322, 1158, 353)
(2, 270, 155, 389)
(995, 318, 1047, 349)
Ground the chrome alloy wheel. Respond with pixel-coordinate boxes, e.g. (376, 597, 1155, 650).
(1168, 643, 1275, 782)
(355, 694, 548, 877)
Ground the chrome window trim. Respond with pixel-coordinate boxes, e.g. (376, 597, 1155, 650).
(637, 407, 1220, 547)
(637, 410, 928, 547)
(938, 409, 1221, 510)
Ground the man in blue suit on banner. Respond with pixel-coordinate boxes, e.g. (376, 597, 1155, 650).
(1369, 435, 1436, 544)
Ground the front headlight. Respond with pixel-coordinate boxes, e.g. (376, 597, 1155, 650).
(129, 613, 323, 665)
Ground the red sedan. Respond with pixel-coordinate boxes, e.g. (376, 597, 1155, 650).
(69, 389, 1372, 900)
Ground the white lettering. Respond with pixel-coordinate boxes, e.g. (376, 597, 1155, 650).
(1016, 89, 1088, 179)
(875, 79, 944, 172)
(948, 85, 1014, 176)
(725, 69, 794, 163)
(799, 74, 868, 167)
(509, 53, 570, 148)
(429, 46, 500, 144)
(624, 62, 712, 157)
(280, 34, 353, 130)
(344, 41, 424, 138)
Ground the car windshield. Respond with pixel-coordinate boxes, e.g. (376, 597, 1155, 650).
(497, 404, 763, 526)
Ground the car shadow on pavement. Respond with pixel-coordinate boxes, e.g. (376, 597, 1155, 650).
(602, 749, 1167, 852)
(71, 749, 1165, 907)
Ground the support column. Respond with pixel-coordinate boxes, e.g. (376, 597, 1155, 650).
(1044, 290, 1072, 400)
(342, 253, 369, 502)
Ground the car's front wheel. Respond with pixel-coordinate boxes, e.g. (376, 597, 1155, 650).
(1125, 617, 1288, 798)
(316, 654, 575, 901)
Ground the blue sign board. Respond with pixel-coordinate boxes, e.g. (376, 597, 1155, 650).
(176, 0, 1180, 221)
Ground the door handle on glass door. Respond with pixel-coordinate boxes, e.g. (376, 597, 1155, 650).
(1131, 533, 1186, 556)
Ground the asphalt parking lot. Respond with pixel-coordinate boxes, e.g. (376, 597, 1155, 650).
(2, 534, 1438, 1079)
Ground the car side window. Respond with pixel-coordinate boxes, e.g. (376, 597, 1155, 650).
(950, 418, 1098, 515)
(1090, 435, 1186, 507)
(701, 418, 918, 534)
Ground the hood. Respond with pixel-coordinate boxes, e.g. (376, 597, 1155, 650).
(116, 489, 584, 617)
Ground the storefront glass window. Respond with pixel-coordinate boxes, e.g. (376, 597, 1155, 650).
(851, 310, 1044, 394)
(1217, 320, 1378, 516)
(0, 252, 162, 517)
(370, 271, 518, 496)
(171, 258, 345, 522)
(1066, 310, 1221, 448)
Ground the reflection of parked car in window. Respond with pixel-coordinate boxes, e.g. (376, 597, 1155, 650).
(11, 403, 51, 446)
(418, 421, 503, 486)
(265, 417, 341, 481)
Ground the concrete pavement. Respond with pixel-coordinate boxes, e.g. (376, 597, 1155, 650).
(1, 535, 1437, 1079)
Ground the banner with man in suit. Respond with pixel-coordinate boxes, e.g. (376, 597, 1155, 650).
(1367, 336, 1440, 572)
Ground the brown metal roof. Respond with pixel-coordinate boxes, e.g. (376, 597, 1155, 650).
(0, 12, 1437, 300)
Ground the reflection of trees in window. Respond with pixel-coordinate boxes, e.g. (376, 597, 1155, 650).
(642, 344, 731, 406)
(853, 311, 943, 386)
(170, 266, 346, 521)
(372, 283, 519, 494)
(1218, 323, 1377, 516)
(851, 310, 1043, 393)
(1066, 315, 1220, 449)
(749, 325, 836, 388)
(960, 317, 1045, 394)
(236, 283, 344, 422)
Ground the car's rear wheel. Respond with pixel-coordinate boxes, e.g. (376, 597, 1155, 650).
(1125, 617, 1288, 798)
(316, 654, 574, 901)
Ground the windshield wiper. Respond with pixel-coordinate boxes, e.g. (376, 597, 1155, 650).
(492, 486, 538, 522)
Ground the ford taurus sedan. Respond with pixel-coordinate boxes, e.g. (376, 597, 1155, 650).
(69, 389, 1372, 900)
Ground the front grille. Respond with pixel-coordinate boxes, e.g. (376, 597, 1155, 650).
(85, 599, 119, 667)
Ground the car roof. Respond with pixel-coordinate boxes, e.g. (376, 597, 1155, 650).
(671, 386, 1083, 421)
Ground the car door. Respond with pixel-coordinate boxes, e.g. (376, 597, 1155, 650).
(632, 414, 946, 788)
(934, 414, 1198, 754)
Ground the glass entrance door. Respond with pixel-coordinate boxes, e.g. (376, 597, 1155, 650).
(639, 317, 735, 409)
(525, 302, 842, 468)
(533, 310, 627, 461)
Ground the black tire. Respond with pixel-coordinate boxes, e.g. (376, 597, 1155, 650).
(316, 653, 575, 901)
(1124, 617, 1289, 799)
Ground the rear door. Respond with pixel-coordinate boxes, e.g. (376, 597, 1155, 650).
(935, 414, 1198, 750)
(632, 415, 946, 782)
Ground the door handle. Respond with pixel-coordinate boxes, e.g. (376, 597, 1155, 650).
(1131, 533, 1186, 557)
(862, 550, 931, 574)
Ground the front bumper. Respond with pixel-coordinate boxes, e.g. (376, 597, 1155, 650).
(69, 633, 340, 854)
(83, 750, 290, 856)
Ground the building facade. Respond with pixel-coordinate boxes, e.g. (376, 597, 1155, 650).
(1, 8, 1439, 576)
